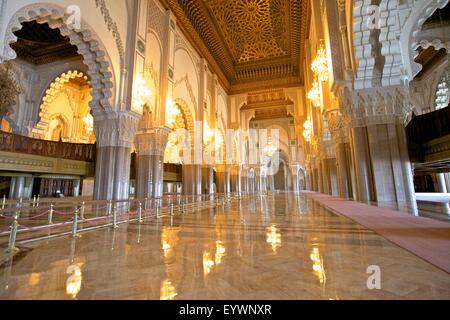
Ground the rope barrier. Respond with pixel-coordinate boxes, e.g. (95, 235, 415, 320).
(0, 193, 257, 246)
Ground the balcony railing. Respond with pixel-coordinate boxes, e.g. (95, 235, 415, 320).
(0, 131, 95, 162)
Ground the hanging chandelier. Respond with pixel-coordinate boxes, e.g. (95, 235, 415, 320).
(82, 113, 94, 133)
(311, 40, 329, 82)
(166, 96, 181, 129)
(307, 79, 322, 108)
(303, 117, 313, 142)
(203, 121, 214, 144)
(132, 75, 152, 112)
(264, 135, 277, 157)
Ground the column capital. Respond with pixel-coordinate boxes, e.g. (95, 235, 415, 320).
(346, 86, 413, 128)
(135, 126, 171, 156)
(94, 111, 140, 148)
(325, 109, 350, 144)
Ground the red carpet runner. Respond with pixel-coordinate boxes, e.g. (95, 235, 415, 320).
(303, 192, 450, 274)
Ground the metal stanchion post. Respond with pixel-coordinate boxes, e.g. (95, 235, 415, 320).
(7, 213, 19, 253)
(112, 204, 118, 229)
(2, 195, 5, 210)
(32, 195, 36, 207)
(72, 209, 80, 238)
(107, 200, 112, 216)
(170, 203, 174, 216)
(37, 195, 40, 207)
(156, 200, 160, 218)
(80, 202, 85, 220)
(138, 203, 143, 223)
(48, 204, 54, 225)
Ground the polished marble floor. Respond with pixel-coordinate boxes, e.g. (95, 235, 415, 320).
(0, 194, 449, 300)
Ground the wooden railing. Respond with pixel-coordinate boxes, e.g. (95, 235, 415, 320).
(0, 131, 95, 162)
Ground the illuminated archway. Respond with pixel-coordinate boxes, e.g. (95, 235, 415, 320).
(164, 102, 190, 164)
(32, 70, 94, 143)
(2, 3, 116, 116)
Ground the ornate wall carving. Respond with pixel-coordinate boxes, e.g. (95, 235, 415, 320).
(94, 112, 139, 148)
(326, 109, 350, 144)
(135, 127, 171, 156)
(174, 74, 198, 111)
(349, 86, 413, 127)
(1, 4, 115, 117)
(94, 0, 125, 64)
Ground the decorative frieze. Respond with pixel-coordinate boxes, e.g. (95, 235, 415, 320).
(0, 151, 94, 176)
(326, 109, 350, 144)
(347, 86, 413, 128)
(94, 0, 125, 64)
(95, 112, 140, 148)
(135, 127, 171, 156)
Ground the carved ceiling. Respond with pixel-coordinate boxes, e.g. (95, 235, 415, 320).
(10, 21, 80, 65)
(160, 0, 310, 93)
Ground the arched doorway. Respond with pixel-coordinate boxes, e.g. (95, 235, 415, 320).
(33, 70, 95, 143)
(297, 168, 306, 191)
(1, 4, 119, 200)
(2, 6, 115, 115)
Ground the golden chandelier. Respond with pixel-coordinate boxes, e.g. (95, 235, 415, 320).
(311, 40, 329, 82)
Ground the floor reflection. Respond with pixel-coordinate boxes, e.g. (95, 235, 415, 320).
(266, 224, 281, 253)
(0, 193, 449, 300)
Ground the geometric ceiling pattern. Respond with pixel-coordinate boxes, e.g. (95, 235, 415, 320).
(206, 0, 288, 63)
(160, 0, 310, 93)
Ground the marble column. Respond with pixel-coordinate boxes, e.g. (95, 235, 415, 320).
(182, 164, 202, 195)
(240, 168, 249, 193)
(216, 171, 230, 194)
(366, 123, 417, 209)
(347, 87, 418, 211)
(312, 166, 319, 192)
(445, 173, 450, 193)
(291, 169, 299, 193)
(435, 173, 448, 193)
(94, 145, 133, 200)
(93, 114, 139, 201)
(24, 177, 34, 199)
(350, 127, 372, 202)
(202, 165, 214, 194)
(73, 179, 81, 197)
(317, 161, 325, 194)
(135, 127, 170, 198)
(321, 159, 331, 195)
(305, 169, 311, 191)
(9, 176, 25, 200)
(182, 164, 194, 195)
(254, 168, 261, 192)
(216, 165, 230, 194)
(328, 159, 339, 196)
(335, 142, 352, 198)
(230, 165, 240, 193)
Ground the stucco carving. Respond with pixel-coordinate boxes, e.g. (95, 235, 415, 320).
(94, 112, 139, 148)
(135, 127, 171, 156)
(94, 0, 125, 64)
(174, 74, 198, 110)
(1, 3, 115, 117)
(326, 109, 350, 144)
(349, 86, 413, 127)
